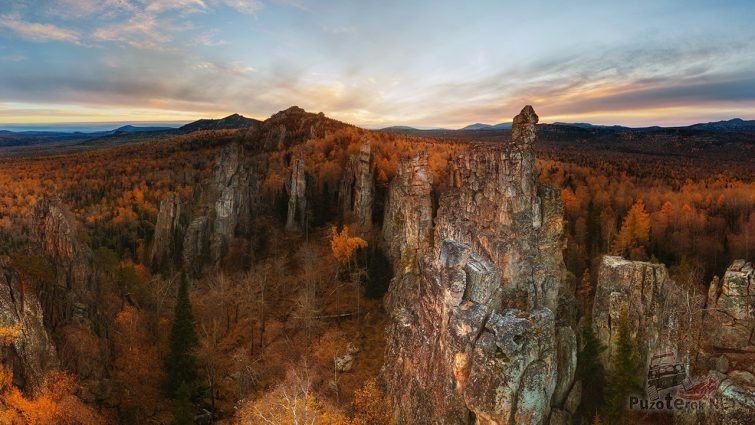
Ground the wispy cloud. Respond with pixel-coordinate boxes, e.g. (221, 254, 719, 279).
(145, 0, 209, 15)
(219, 0, 265, 14)
(92, 13, 173, 49)
(0, 14, 81, 44)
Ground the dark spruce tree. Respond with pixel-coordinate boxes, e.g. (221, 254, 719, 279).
(170, 382, 194, 425)
(164, 273, 199, 398)
(576, 315, 607, 423)
(606, 307, 642, 424)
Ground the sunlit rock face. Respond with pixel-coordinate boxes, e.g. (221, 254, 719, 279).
(438, 105, 563, 312)
(383, 106, 575, 425)
(150, 192, 183, 271)
(339, 137, 374, 232)
(0, 256, 59, 390)
(182, 142, 256, 273)
(285, 156, 307, 232)
(382, 152, 433, 274)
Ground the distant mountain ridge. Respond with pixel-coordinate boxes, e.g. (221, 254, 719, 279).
(687, 118, 755, 132)
(459, 118, 755, 132)
(179, 113, 261, 132)
(460, 122, 512, 130)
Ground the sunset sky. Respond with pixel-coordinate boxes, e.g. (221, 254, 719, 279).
(1, 0, 754, 129)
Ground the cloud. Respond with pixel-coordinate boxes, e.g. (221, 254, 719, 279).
(219, 0, 265, 14)
(52, 0, 139, 18)
(194, 29, 227, 46)
(92, 13, 173, 49)
(145, 0, 209, 14)
(0, 14, 81, 44)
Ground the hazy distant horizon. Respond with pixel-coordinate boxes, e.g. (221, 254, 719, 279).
(1, 113, 752, 134)
(0, 121, 188, 133)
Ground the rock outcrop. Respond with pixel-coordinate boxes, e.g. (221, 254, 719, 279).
(285, 156, 308, 232)
(594, 258, 755, 425)
(339, 137, 374, 231)
(383, 106, 576, 424)
(438, 106, 563, 312)
(31, 197, 95, 325)
(150, 192, 183, 271)
(183, 143, 256, 273)
(382, 152, 433, 274)
(701, 260, 754, 374)
(0, 256, 59, 390)
(680, 261, 755, 425)
(592, 256, 703, 372)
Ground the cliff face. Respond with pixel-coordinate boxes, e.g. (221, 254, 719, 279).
(592, 256, 703, 371)
(183, 142, 256, 273)
(339, 137, 374, 231)
(0, 256, 59, 390)
(703, 260, 754, 373)
(382, 152, 433, 274)
(695, 261, 755, 425)
(31, 197, 94, 325)
(285, 156, 307, 232)
(383, 106, 575, 425)
(150, 192, 183, 271)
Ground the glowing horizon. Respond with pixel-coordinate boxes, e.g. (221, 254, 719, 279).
(1, 1, 754, 129)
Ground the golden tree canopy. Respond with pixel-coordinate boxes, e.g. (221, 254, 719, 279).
(330, 226, 368, 266)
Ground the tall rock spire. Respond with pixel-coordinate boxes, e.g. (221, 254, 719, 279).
(383, 106, 574, 424)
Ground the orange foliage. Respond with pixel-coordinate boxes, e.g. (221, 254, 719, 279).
(330, 226, 368, 266)
(0, 364, 104, 425)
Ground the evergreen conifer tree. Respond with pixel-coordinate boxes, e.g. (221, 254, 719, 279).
(170, 382, 194, 425)
(606, 307, 642, 423)
(164, 273, 199, 397)
(577, 315, 607, 422)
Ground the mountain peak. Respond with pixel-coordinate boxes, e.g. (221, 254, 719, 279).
(179, 113, 261, 132)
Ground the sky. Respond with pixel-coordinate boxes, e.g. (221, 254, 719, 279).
(0, 0, 754, 129)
